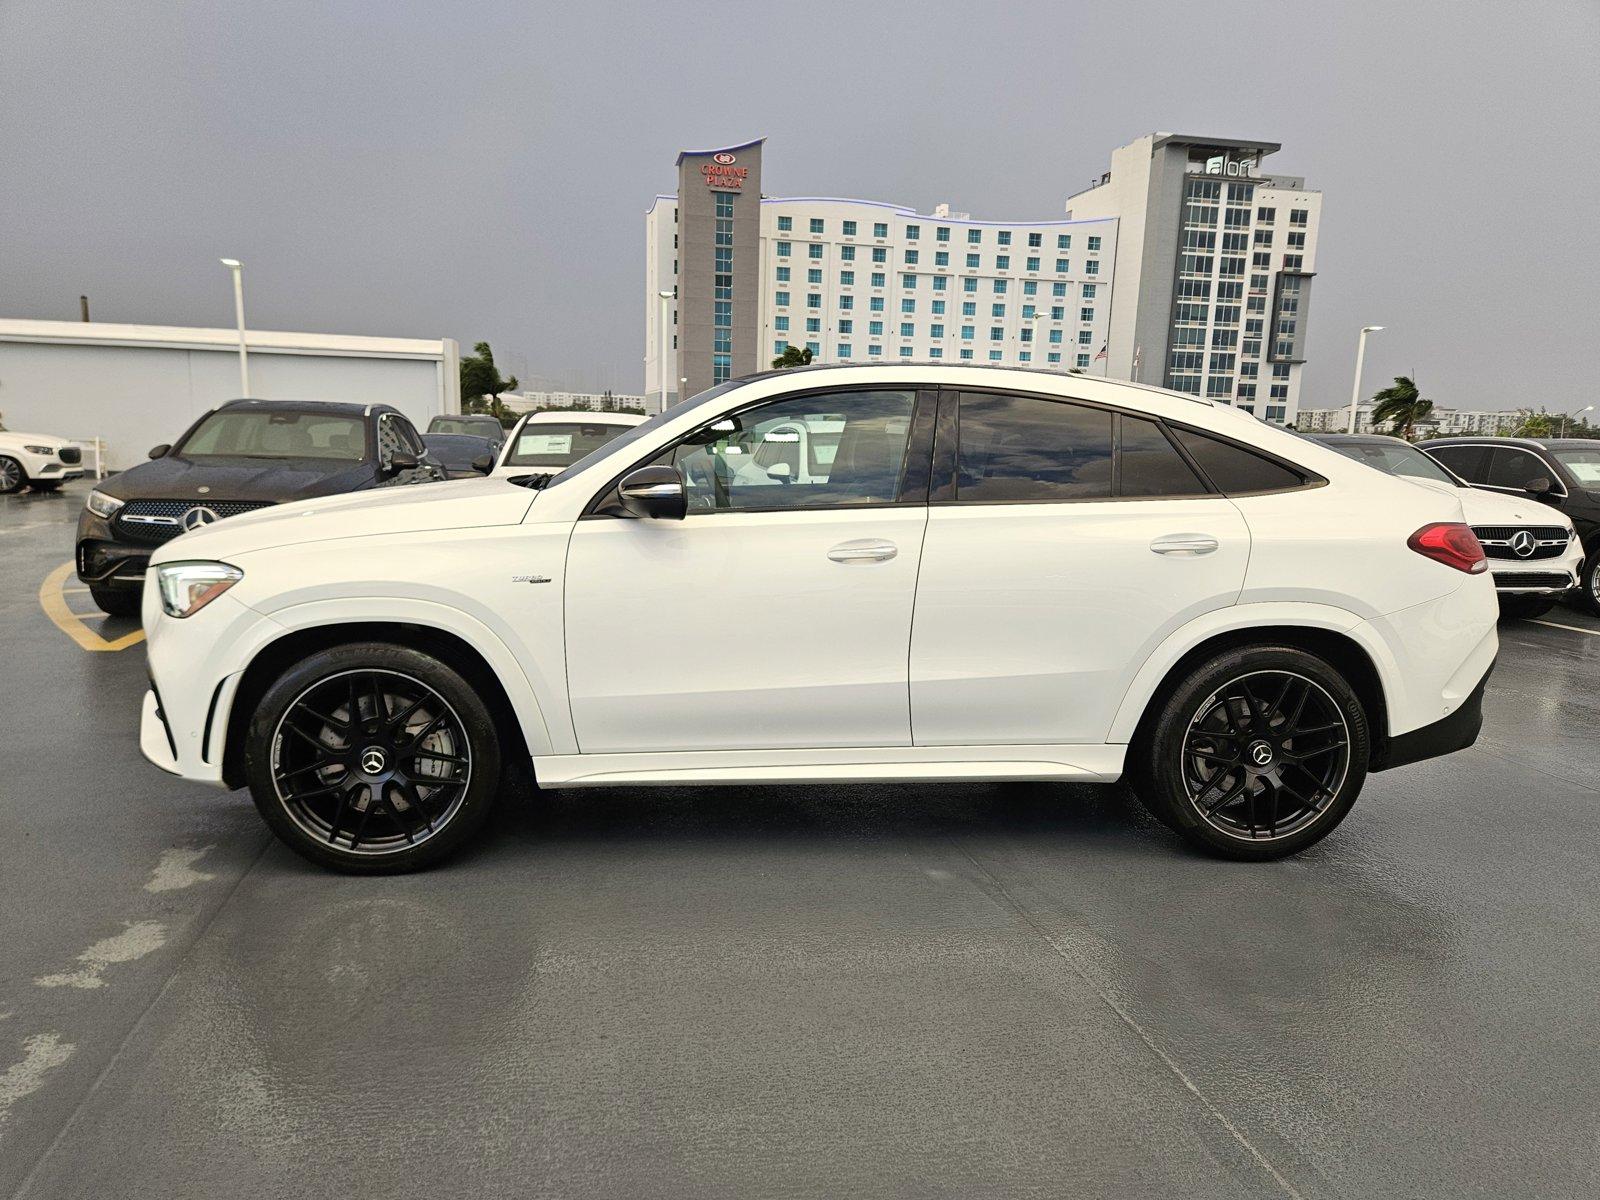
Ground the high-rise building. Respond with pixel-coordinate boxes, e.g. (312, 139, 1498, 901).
(648, 133, 1321, 424)
(1065, 134, 1322, 423)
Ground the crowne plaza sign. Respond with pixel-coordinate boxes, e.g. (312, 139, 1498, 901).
(701, 152, 748, 190)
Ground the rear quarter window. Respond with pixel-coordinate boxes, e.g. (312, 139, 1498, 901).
(1170, 426, 1313, 496)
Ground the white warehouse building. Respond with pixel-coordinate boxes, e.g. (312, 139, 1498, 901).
(0, 319, 460, 470)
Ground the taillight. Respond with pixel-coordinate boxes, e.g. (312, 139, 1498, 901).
(1408, 522, 1487, 574)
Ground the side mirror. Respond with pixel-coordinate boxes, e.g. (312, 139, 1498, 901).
(470, 454, 495, 475)
(766, 462, 794, 483)
(149, 444, 171, 459)
(385, 451, 420, 474)
(617, 465, 687, 520)
(1525, 476, 1552, 495)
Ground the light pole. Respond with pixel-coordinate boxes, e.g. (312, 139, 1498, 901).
(1346, 325, 1384, 433)
(657, 290, 673, 413)
(220, 258, 250, 397)
(1030, 311, 1050, 365)
(1560, 405, 1594, 438)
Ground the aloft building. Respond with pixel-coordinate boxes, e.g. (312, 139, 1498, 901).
(647, 133, 1321, 424)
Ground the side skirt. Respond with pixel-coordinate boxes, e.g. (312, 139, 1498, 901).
(532, 744, 1127, 787)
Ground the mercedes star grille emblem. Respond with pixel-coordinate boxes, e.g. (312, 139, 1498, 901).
(182, 506, 220, 532)
(1510, 530, 1537, 558)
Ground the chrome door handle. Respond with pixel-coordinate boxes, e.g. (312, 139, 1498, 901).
(828, 538, 898, 564)
(1150, 533, 1220, 556)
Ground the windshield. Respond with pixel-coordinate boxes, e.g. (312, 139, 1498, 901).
(1326, 440, 1457, 485)
(504, 422, 639, 468)
(429, 416, 497, 435)
(177, 410, 367, 460)
(1549, 445, 1600, 485)
(542, 379, 757, 489)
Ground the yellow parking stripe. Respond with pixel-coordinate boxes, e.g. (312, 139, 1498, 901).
(38, 562, 145, 652)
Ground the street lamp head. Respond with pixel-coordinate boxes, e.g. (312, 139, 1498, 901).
(220, 258, 242, 269)
(1362, 325, 1384, 333)
(657, 290, 673, 300)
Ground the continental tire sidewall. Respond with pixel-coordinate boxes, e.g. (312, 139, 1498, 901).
(1140, 645, 1370, 861)
(243, 641, 503, 874)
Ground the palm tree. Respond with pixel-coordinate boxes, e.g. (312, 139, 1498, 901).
(771, 345, 813, 370)
(1370, 376, 1434, 441)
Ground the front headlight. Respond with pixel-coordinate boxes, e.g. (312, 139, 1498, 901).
(156, 561, 243, 619)
(85, 489, 125, 518)
(24, 444, 55, 455)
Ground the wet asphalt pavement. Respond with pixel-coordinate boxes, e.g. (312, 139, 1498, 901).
(3, 481, 1599, 1199)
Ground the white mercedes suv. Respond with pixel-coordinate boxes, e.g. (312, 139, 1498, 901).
(137, 366, 1499, 872)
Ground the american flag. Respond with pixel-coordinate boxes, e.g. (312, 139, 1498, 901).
(1093, 343, 1107, 362)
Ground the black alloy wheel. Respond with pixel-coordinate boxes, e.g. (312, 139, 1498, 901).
(245, 644, 503, 872)
(1134, 646, 1369, 860)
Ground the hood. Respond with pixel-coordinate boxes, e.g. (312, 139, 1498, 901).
(1452, 485, 1573, 528)
(150, 475, 538, 562)
(100, 453, 374, 504)
(0, 430, 74, 451)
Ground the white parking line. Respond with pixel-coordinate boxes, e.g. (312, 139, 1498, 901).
(34, 921, 168, 991)
(1529, 618, 1599, 636)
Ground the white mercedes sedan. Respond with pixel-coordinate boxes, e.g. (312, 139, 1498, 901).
(136, 365, 1499, 872)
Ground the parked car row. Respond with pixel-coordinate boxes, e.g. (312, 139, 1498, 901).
(0, 421, 86, 493)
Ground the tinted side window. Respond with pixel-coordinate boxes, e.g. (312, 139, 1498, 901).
(1171, 427, 1306, 495)
(1485, 447, 1553, 492)
(1118, 416, 1208, 498)
(956, 394, 1112, 502)
(1424, 444, 1488, 482)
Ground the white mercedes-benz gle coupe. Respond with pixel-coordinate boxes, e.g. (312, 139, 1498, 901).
(137, 365, 1499, 872)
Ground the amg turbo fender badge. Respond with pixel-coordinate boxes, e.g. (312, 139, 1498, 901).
(512, 575, 551, 585)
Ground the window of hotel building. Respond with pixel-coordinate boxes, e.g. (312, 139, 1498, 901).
(773, 340, 788, 353)
(1078, 330, 1093, 346)
(1176, 279, 1210, 300)
(1250, 273, 1269, 291)
(836, 344, 851, 358)
(1055, 257, 1069, 271)
(1051, 281, 1067, 297)
(996, 255, 1010, 270)
(1074, 354, 1089, 368)
(1283, 254, 1303, 270)
(1079, 306, 1094, 322)
(1265, 405, 1286, 422)
(1290, 209, 1308, 226)
(1270, 385, 1289, 400)
(1023, 280, 1038, 296)
(1180, 254, 1212, 275)
(930, 323, 945, 338)
(1173, 328, 1205, 346)
(873, 222, 888, 238)
(841, 245, 856, 261)
(1185, 202, 1218, 227)
(963, 278, 978, 293)
(988, 302, 1003, 318)
(871, 272, 885, 287)
(871, 247, 886, 263)
(1087, 236, 1102, 252)
(1183, 230, 1215, 251)
(997, 230, 1012, 246)
(930, 347, 943, 358)
(1211, 352, 1236, 373)
(932, 299, 946, 314)
(1239, 360, 1258, 377)
(1026, 256, 1040, 271)
(1238, 383, 1256, 399)
(1222, 232, 1249, 253)
(1245, 318, 1263, 334)
(932, 276, 948, 292)
(962, 301, 977, 316)
(838, 319, 853, 334)
(869, 345, 882, 357)
(1214, 305, 1241, 325)
(842, 220, 857, 236)
(870, 296, 884, 312)
(968, 228, 982, 244)
(961, 325, 975, 340)
(901, 323, 915, 337)
(776, 266, 790, 282)
(806, 341, 819, 355)
(966, 253, 980, 269)
(807, 268, 822, 284)
(905, 224, 920, 239)
(898, 346, 913, 357)
(1274, 339, 1295, 357)
(840, 271, 854, 286)
(961, 348, 974, 360)
(807, 293, 820, 308)
(1020, 328, 1033, 343)
(1219, 257, 1245, 277)
(809, 218, 824, 234)
(1207, 376, 1234, 398)
(1227, 183, 1253, 204)
(993, 279, 1007, 294)
(806, 318, 820, 333)
(1273, 364, 1291, 380)
(1287, 232, 1306, 249)
(902, 274, 916, 289)
(1028, 232, 1042, 247)
(1174, 303, 1209, 324)
(1050, 305, 1064, 320)
(1168, 376, 1201, 395)
(1019, 351, 1031, 363)
(1252, 252, 1272, 269)
(935, 251, 949, 267)
(936, 226, 950, 242)
(1022, 304, 1036, 319)
(1253, 228, 1273, 247)
(1171, 351, 1204, 371)
(1057, 234, 1071, 249)
(1242, 340, 1261, 357)
(775, 290, 790, 306)
(870, 320, 884, 336)
(905, 249, 919, 265)
(774, 316, 789, 331)
(1049, 329, 1063, 344)
(1224, 208, 1250, 229)
(902, 298, 915, 313)
(1257, 207, 1275, 223)
(990, 350, 1004, 361)
(777, 216, 792, 232)
(776, 241, 791, 257)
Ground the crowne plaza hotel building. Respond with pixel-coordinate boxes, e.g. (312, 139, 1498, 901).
(646, 134, 1320, 424)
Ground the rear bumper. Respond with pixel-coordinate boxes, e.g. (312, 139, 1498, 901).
(1372, 660, 1493, 772)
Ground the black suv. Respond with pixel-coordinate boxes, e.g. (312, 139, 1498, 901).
(77, 399, 443, 615)
(1417, 437, 1600, 613)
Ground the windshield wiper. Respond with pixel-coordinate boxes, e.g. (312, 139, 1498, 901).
(507, 472, 555, 490)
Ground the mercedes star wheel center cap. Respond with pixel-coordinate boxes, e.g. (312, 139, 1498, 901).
(1247, 740, 1276, 768)
(360, 747, 389, 776)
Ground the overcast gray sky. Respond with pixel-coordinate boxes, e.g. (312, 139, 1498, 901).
(3, 0, 1596, 412)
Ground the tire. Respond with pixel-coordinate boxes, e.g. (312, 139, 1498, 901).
(0, 456, 24, 493)
(89, 585, 141, 617)
(1498, 595, 1555, 621)
(1579, 551, 1600, 617)
(243, 642, 503, 873)
(1132, 645, 1369, 861)
(28, 479, 63, 492)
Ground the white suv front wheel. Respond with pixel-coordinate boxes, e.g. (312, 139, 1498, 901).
(1134, 646, 1370, 860)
